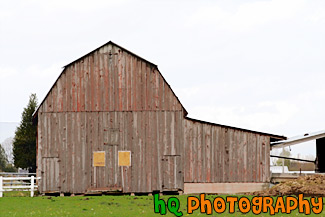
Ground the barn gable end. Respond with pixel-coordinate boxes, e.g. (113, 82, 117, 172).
(37, 42, 186, 114)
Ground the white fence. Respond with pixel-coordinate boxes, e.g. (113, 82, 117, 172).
(0, 176, 41, 197)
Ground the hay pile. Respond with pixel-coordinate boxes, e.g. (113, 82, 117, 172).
(253, 174, 325, 197)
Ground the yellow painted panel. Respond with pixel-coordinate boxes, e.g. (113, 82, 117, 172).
(118, 151, 131, 166)
(93, 151, 105, 167)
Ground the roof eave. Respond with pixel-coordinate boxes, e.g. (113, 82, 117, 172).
(185, 117, 286, 140)
(271, 130, 325, 149)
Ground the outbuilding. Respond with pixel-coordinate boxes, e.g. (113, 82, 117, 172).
(34, 41, 286, 194)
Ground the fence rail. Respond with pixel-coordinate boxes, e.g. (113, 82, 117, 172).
(0, 172, 36, 176)
(0, 176, 41, 197)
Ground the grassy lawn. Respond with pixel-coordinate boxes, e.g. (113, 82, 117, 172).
(0, 193, 323, 216)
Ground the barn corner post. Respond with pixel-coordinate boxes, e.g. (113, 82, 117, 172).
(316, 138, 325, 173)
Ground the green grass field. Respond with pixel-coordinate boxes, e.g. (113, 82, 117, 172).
(0, 193, 323, 216)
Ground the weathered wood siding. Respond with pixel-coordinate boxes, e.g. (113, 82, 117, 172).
(183, 119, 271, 183)
(39, 43, 183, 114)
(38, 111, 271, 193)
(38, 111, 183, 193)
(38, 110, 184, 193)
(37, 43, 185, 193)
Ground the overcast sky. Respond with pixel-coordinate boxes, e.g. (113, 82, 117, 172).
(1, 0, 324, 156)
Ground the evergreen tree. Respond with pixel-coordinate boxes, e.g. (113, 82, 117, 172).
(13, 94, 38, 172)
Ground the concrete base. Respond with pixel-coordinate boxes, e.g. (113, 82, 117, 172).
(184, 182, 269, 194)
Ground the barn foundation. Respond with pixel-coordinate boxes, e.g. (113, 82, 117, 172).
(183, 183, 269, 194)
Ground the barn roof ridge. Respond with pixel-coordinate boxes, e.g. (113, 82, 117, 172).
(63, 41, 158, 68)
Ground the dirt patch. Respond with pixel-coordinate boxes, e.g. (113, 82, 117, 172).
(250, 174, 325, 197)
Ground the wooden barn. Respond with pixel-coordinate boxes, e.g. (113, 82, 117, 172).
(33, 41, 286, 195)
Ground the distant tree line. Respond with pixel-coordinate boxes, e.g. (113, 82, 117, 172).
(0, 144, 17, 172)
(289, 161, 315, 171)
(272, 148, 315, 171)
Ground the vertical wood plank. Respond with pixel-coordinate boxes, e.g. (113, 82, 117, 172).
(84, 57, 90, 111)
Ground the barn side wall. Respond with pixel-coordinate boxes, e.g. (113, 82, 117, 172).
(37, 111, 272, 194)
(37, 111, 184, 194)
(182, 119, 271, 184)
